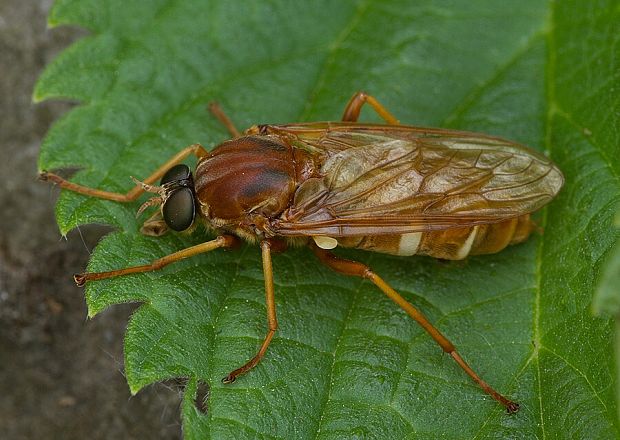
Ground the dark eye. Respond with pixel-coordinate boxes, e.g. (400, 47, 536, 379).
(161, 164, 191, 185)
(162, 188, 195, 231)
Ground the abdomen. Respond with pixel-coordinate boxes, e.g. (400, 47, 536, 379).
(337, 214, 536, 260)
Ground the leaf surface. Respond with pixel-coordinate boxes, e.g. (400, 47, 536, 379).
(37, 1, 620, 438)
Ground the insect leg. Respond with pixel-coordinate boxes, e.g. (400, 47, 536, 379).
(73, 235, 239, 286)
(208, 102, 242, 138)
(39, 143, 208, 202)
(341, 91, 400, 124)
(310, 243, 519, 414)
(222, 240, 278, 384)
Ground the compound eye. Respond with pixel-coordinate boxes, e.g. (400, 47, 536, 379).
(160, 164, 191, 185)
(162, 188, 195, 231)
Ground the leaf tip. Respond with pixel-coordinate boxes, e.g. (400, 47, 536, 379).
(46, 2, 67, 30)
(46, 17, 62, 30)
(58, 222, 73, 237)
(86, 303, 102, 319)
(32, 83, 47, 104)
(128, 383, 142, 396)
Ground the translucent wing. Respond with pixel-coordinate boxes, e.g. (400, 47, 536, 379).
(261, 123, 564, 237)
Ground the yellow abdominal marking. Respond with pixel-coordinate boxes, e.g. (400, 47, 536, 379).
(397, 232, 423, 256)
(313, 236, 339, 249)
(455, 226, 478, 260)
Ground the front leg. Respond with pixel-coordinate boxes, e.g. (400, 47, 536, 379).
(40, 143, 208, 202)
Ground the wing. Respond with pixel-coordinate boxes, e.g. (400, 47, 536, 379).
(261, 123, 564, 237)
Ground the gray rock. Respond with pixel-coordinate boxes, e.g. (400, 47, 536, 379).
(0, 1, 182, 438)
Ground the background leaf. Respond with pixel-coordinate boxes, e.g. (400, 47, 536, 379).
(37, 0, 620, 438)
(594, 211, 620, 317)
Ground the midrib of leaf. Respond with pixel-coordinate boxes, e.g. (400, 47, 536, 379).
(534, 208, 548, 439)
(531, 5, 557, 436)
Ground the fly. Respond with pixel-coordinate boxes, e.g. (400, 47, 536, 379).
(40, 92, 564, 413)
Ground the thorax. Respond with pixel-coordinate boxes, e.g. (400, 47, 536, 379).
(193, 135, 317, 239)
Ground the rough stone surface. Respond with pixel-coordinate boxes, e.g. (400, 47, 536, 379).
(0, 1, 182, 438)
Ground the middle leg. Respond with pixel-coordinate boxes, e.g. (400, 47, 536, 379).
(74, 235, 239, 286)
(222, 239, 279, 383)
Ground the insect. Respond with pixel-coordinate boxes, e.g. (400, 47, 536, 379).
(41, 92, 564, 413)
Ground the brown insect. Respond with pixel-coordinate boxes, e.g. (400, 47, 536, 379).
(40, 92, 564, 413)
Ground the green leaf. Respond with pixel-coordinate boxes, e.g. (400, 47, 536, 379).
(593, 210, 620, 428)
(594, 211, 620, 317)
(37, 0, 620, 438)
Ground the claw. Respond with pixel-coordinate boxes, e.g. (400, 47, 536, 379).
(221, 374, 236, 384)
(506, 402, 520, 414)
(74, 273, 86, 287)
